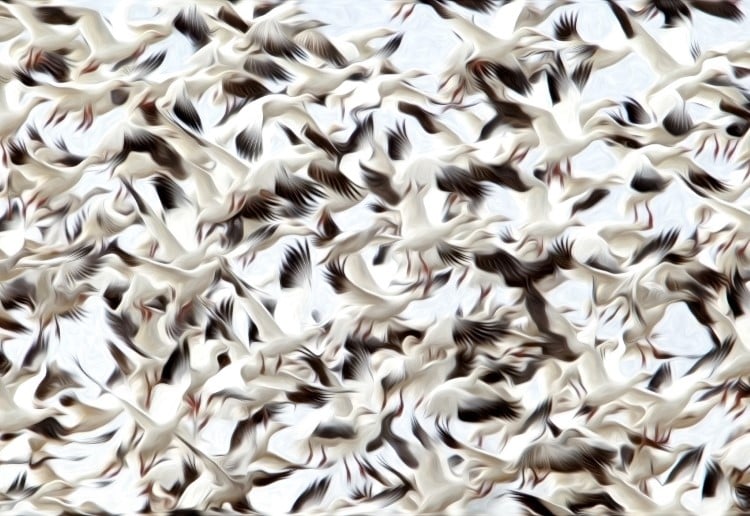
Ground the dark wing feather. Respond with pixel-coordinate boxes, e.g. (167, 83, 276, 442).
(646, 363, 672, 392)
(174, 7, 211, 48)
(152, 175, 187, 211)
(34, 6, 79, 24)
(489, 62, 532, 95)
(386, 121, 411, 160)
(244, 56, 293, 81)
(397, 101, 439, 133)
(437, 242, 469, 266)
(308, 160, 361, 199)
(606, 0, 636, 38)
(630, 167, 669, 192)
(378, 32, 405, 56)
(663, 107, 693, 136)
(295, 30, 347, 67)
(217, 6, 249, 32)
(690, 0, 743, 21)
(554, 13, 579, 40)
(571, 59, 593, 89)
(449, 0, 499, 13)
(624, 97, 650, 124)
(360, 163, 400, 205)
(666, 445, 704, 484)
(452, 318, 509, 346)
(571, 188, 609, 215)
(631, 228, 680, 264)
(702, 460, 722, 498)
(173, 95, 202, 132)
(687, 168, 728, 192)
(223, 76, 271, 100)
(470, 161, 530, 192)
(437, 166, 488, 201)
(290, 476, 331, 513)
(235, 127, 263, 160)
(279, 240, 311, 289)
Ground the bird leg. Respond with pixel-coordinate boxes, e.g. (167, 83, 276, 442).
(25, 49, 34, 69)
(569, 381, 583, 399)
(356, 456, 367, 477)
(81, 59, 101, 74)
(653, 424, 670, 445)
(145, 373, 156, 409)
(399, 4, 416, 20)
(576, 377, 588, 396)
(636, 342, 648, 367)
(138, 301, 153, 322)
(186, 393, 201, 420)
(509, 144, 529, 163)
(734, 239, 750, 258)
(713, 134, 721, 160)
(472, 285, 491, 312)
(725, 139, 739, 160)
(45, 107, 59, 127)
(451, 83, 465, 104)
(53, 111, 67, 124)
(318, 446, 327, 467)
(457, 266, 469, 285)
(77, 105, 94, 131)
(645, 201, 654, 229)
(306, 442, 314, 465)
(548, 162, 564, 187)
(696, 135, 708, 156)
(363, 320, 374, 339)
(419, 255, 433, 295)
(474, 481, 489, 498)
(718, 232, 736, 254)
(242, 251, 256, 268)
(530, 469, 544, 487)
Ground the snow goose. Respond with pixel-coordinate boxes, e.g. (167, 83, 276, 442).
(323, 258, 426, 336)
(284, 60, 371, 99)
(328, 61, 429, 119)
(345, 27, 402, 61)
(514, 428, 618, 486)
(632, 0, 744, 27)
(75, 10, 170, 74)
(385, 183, 476, 284)
(231, 276, 324, 360)
(5, 2, 80, 63)
(605, 0, 684, 77)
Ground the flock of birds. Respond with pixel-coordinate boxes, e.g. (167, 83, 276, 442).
(2, 0, 750, 513)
